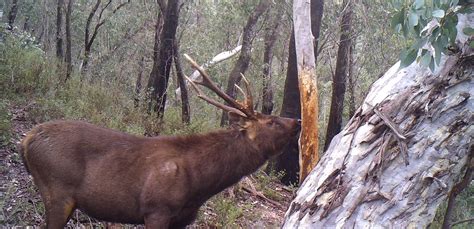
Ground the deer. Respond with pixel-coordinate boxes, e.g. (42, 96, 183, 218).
(20, 55, 301, 228)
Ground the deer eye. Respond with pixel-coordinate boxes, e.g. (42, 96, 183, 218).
(267, 120, 282, 127)
(274, 121, 282, 128)
(266, 120, 274, 126)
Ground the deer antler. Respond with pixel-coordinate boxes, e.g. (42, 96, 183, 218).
(184, 54, 255, 118)
(239, 73, 253, 111)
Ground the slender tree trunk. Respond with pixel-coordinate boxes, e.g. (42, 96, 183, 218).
(261, 5, 282, 115)
(174, 41, 190, 124)
(269, 30, 301, 185)
(56, 0, 64, 59)
(324, 0, 353, 151)
(23, 16, 30, 31)
(135, 57, 145, 108)
(311, 0, 324, 65)
(220, 0, 270, 126)
(81, 0, 129, 75)
(146, 10, 164, 98)
(283, 15, 473, 226)
(64, 0, 73, 82)
(82, 0, 101, 75)
(7, 0, 18, 30)
(147, 0, 180, 120)
(348, 37, 356, 117)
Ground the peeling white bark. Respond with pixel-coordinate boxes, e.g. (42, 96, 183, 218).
(283, 13, 473, 228)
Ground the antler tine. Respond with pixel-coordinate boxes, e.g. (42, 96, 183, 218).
(184, 54, 255, 118)
(239, 73, 254, 112)
(184, 74, 247, 117)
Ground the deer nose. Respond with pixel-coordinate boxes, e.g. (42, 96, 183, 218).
(296, 119, 302, 126)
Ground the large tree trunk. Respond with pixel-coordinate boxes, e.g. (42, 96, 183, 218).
(293, 0, 319, 183)
(64, 0, 73, 82)
(147, 0, 180, 120)
(271, 0, 324, 185)
(282, 14, 473, 228)
(220, 0, 270, 126)
(261, 4, 282, 115)
(268, 30, 300, 185)
(56, 0, 64, 59)
(324, 0, 353, 151)
(148, 1, 180, 121)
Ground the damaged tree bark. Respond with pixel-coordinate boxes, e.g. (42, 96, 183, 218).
(293, 0, 319, 183)
(283, 13, 473, 228)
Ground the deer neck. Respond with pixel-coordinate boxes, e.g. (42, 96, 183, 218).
(186, 129, 267, 200)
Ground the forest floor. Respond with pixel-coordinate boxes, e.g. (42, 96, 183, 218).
(0, 102, 295, 228)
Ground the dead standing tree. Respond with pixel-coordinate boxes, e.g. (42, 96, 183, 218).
(282, 13, 473, 228)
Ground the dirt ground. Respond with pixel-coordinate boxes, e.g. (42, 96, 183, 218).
(0, 103, 294, 228)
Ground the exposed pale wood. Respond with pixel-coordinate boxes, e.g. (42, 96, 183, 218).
(283, 13, 473, 228)
(293, 0, 319, 183)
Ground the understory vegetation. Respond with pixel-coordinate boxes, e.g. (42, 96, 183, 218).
(1, 0, 472, 227)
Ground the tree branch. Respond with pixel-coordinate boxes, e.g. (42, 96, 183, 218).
(85, 0, 101, 46)
(89, 0, 130, 49)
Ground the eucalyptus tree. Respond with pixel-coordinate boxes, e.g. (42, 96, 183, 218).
(283, 0, 473, 226)
(324, 0, 353, 151)
(273, 0, 324, 185)
(147, 0, 181, 120)
(7, 0, 18, 30)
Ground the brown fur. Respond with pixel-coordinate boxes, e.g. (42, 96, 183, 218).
(21, 114, 299, 228)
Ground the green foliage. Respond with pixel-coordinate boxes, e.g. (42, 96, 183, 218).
(430, 184, 474, 229)
(0, 27, 50, 98)
(390, 0, 473, 70)
(254, 169, 287, 201)
(211, 195, 245, 228)
(0, 100, 12, 146)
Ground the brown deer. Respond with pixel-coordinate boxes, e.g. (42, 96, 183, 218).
(20, 55, 300, 228)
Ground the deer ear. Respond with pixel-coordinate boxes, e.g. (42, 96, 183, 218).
(228, 111, 244, 124)
(228, 111, 252, 132)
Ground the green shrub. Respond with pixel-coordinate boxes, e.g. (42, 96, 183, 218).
(0, 100, 11, 146)
(212, 195, 244, 228)
(0, 29, 51, 98)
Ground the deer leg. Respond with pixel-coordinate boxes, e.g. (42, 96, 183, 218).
(170, 207, 199, 229)
(44, 194, 76, 229)
(144, 212, 171, 229)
